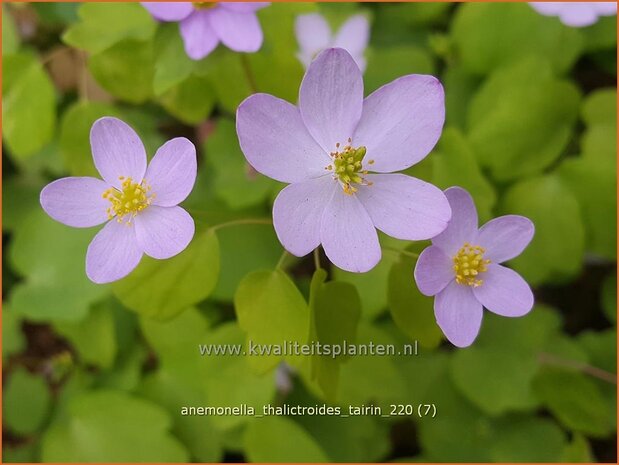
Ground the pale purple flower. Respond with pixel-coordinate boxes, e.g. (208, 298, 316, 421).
(414, 187, 535, 348)
(236, 48, 450, 273)
(142, 2, 270, 60)
(40, 117, 197, 284)
(295, 13, 369, 72)
(530, 2, 616, 27)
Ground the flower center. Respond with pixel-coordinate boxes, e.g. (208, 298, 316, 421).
(192, 2, 217, 10)
(325, 138, 374, 195)
(452, 243, 491, 287)
(102, 176, 154, 225)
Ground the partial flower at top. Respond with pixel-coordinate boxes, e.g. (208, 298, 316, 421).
(530, 2, 616, 27)
(40, 117, 197, 284)
(414, 187, 535, 348)
(142, 2, 270, 60)
(295, 13, 369, 72)
(236, 48, 451, 274)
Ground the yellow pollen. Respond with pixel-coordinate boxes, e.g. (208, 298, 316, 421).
(330, 140, 371, 195)
(453, 243, 491, 287)
(192, 1, 217, 10)
(102, 176, 155, 224)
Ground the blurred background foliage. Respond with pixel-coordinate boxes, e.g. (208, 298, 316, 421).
(2, 2, 617, 462)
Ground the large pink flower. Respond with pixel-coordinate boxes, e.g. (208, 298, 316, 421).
(414, 187, 535, 348)
(236, 48, 450, 273)
(142, 2, 269, 60)
(40, 117, 197, 284)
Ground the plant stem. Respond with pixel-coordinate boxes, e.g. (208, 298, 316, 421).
(276, 250, 289, 270)
(313, 248, 321, 270)
(240, 53, 258, 94)
(210, 218, 272, 232)
(383, 246, 420, 260)
(538, 352, 617, 385)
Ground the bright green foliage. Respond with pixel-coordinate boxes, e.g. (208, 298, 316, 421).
(2, 2, 616, 463)
(2, 52, 56, 160)
(9, 210, 108, 322)
(467, 57, 581, 181)
(308, 269, 362, 400)
(451, 2, 583, 75)
(41, 390, 188, 462)
(245, 417, 329, 462)
(235, 269, 309, 373)
(205, 119, 276, 209)
(501, 175, 585, 285)
(4, 368, 51, 435)
(63, 2, 156, 54)
(388, 258, 443, 348)
(114, 230, 220, 319)
(431, 127, 496, 221)
(59, 101, 122, 177)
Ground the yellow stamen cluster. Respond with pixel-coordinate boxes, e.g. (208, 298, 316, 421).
(325, 138, 374, 195)
(102, 176, 154, 225)
(453, 243, 491, 287)
(193, 2, 217, 10)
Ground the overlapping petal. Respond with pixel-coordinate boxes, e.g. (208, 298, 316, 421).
(295, 13, 331, 67)
(142, 2, 194, 21)
(435, 282, 483, 348)
(477, 215, 534, 263)
(145, 137, 197, 207)
(209, 7, 263, 52)
(431, 187, 478, 256)
(414, 246, 454, 296)
(134, 206, 195, 259)
(320, 190, 381, 273)
(353, 74, 444, 172)
(90, 117, 147, 189)
(40, 177, 111, 228)
(86, 220, 143, 284)
(299, 48, 364, 153)
(273, 176, 337, 257)
(332, 14, 369, 71)
(356, 173, 450, 240)
(180, 11, 219, 60)
(473, 264, 534, 317)
(237, 93, 330, 183)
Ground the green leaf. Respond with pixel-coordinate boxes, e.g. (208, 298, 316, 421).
(244, 417, 329, 463)
(583, 16, 617, 51)
(153, 23, 195, 96)
(200, 323, 276, 430)
(533, 368, 614, 437)
(365, 45, 435, 93)
(2, 305, 25, 361)
(159, 74, 216, 124)
(235, 269, 309, 373)
(88, 39, 154, 103)
(308, 269, 361, 400)
(451, 2, 583, 75)
(450, 347, 538, 416)
(4, 368, 51, 435)
(577, 329, 616, 374)
(2, 175, 44, 232)
(59, 101, 122, 177)
(62, 2, 156, 54)
(9, 209, 108, 322)
(500, 175, 585, 285)
(3, 8, 19, 54)
(582, 88, 617, 127)
(560, 433, 594, 462)
(388, 258, 443, 349)
(205, 119, 276, 209)
(490, 416, 567, 462)
(431, 127, 496, 221)
(211, 223, 282, 300)
(467, 57, 581, 181)
(113, 229, 220, 320)
(2, 52, 56, 160)
(442, 65, 481, 130)
(54, 301, 117, 369)
(41, 390, 188, 462)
